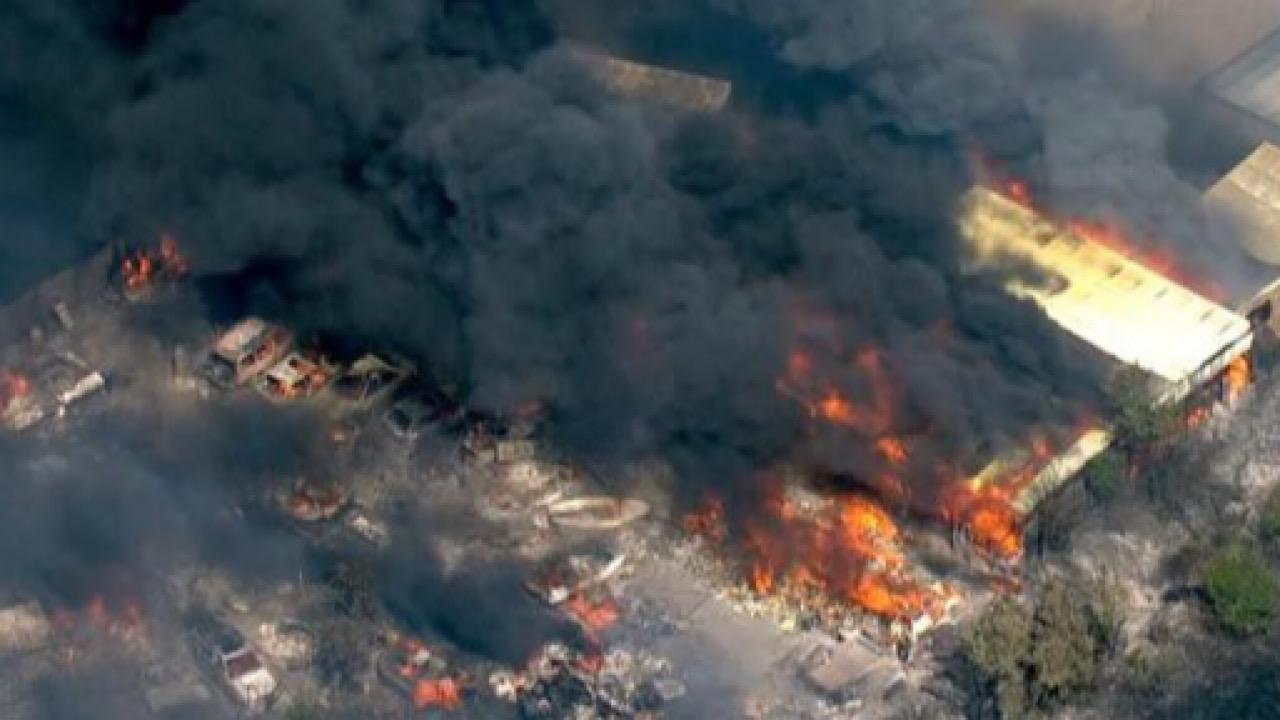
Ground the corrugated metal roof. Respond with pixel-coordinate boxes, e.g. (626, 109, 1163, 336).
(1206, 29, 1280, 127)
(1205, 142, 1280, 266)
(569, 46, 732, 113)
(957, 187, 1252, 387)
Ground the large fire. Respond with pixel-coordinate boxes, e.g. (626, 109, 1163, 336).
(980, 169, 1226, 302)
(690, 483, 949, 624)
(121, 233, 188, 296)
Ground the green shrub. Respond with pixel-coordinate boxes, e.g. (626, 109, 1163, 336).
(1085, 449, 1127, 504)
(1203, 541, 1278, 636)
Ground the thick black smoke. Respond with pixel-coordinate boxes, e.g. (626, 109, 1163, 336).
(64, 0, 1116, 507)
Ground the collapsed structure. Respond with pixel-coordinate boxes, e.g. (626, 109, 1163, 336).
(568, 45, 732, 113)
(955, 186, 1260, 517)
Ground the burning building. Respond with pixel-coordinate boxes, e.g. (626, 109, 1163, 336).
(956, 186, 1256, 514)
(568, 45, 733, 113)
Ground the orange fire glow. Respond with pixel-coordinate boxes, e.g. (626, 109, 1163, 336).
(121, 233, 188, 295)
(777, 347, 895, 437)
(412, 677, 462, 711)
(682, 496, 727, 543)
(1, 370, 31, 410)
(51, 595, 148, 660)
(564, 592, 620, 634)
(1065, 219, 1224, 302)
(730, 484, 943, 622)
(1224, 355, 1252, 403)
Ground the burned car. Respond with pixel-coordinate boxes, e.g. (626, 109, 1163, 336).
(185, 609, 278, 715)
(376, 633, 465, 711)
(382, 385, 462, 441)
(327, 353, 413, 416)
(272, 477, 388, 550)
(254, 351, 339, 402)
(201, 318, 292, 389)
(276, 477, 350, 525)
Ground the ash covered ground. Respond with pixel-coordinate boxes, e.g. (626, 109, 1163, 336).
(3, 1, 1280, 719)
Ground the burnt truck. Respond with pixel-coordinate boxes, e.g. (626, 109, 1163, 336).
(201, 318, 292, 390)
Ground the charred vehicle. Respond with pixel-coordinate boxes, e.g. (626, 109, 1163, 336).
(185, 609, 278, 715)
(326, 352, 414, 417)
(254, 351, 339, 402)
(201, 318, 292, 390)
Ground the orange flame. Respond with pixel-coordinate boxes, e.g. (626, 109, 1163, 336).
(122, 233, 188, 294)
(1224, 355, 1251, 403)
(1065, 219, 1224, 302)
(412, 677, 462, 710)
(563, 592, 620, 634)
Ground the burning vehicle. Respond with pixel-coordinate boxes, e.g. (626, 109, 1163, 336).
(375, 633, 466, 712)
(201, 318, 293, 390)
(185, 609, 278, 715)
(326, 352, 414, 417)
(254, 351, 340, 402)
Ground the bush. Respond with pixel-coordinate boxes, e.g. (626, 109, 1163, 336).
(960, 577, 1115, 717)
(1085, 449, 1127, 504)
(1107, 366, 1181, 458)
(1203, 541, 1277, 636)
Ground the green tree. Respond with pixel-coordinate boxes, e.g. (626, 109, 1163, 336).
(1203, 541, 1277, 636)
(959, 576, 1116, 718)
(1084, 449, 1127, 505)
(965, 596, 1034, 719)
(1106, 366, 1181, 460)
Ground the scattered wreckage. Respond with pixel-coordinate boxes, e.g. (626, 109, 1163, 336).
(490, 641, 685, 719)
(185, 609, 279, 715)
(202, 317, 292, 390)
(1, 356, 109, 433)
(376, 633, 467, 711)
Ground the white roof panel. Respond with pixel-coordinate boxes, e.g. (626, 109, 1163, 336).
(957, 187, 1252, 386)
